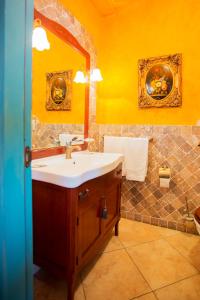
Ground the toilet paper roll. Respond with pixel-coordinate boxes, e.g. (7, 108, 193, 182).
(160, 178, 170, 188)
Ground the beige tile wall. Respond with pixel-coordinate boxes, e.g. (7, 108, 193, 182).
(32, 116, 84, 149)
(97, 125, 200, 233)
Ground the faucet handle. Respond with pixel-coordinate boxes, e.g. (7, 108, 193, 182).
(71, 136, 84, 145)
(66, 136, 78, 146)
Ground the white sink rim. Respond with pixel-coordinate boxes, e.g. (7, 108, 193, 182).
(32, 151, 123, 188)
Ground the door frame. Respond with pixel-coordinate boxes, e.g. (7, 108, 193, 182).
(0, 1, 34, 300)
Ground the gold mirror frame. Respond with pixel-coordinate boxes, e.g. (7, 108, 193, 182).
(138, 53, 182, 108)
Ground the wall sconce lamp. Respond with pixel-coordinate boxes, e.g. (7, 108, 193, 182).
(73, 71, 87, 84)
(32, 19, 50, 51)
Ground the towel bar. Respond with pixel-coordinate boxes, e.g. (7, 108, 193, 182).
(103, 135, 153, 142)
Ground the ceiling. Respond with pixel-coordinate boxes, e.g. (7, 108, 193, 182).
(90, 0, 131, 16)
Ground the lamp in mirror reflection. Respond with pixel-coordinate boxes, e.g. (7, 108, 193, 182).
(73, 68, 103, 84)
(32, 19, 50, 51)
(90, 68, 103, 82)
(73, 71, 87, 83)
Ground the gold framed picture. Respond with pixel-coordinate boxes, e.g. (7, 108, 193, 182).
(138, 53, 182, 108)
(46, 70, 72, 111)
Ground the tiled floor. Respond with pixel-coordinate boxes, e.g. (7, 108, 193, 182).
(34, 218, 200, 300)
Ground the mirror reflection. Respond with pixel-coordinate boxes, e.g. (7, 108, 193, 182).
(32, 26, 86, 149)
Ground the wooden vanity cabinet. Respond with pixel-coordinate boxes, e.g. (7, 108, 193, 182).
(33, 163, 122, 300)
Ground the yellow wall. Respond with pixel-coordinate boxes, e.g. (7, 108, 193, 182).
(33, 0, 200, 125)
(32, 29, 86, 124)
(97, 0, 200, 125)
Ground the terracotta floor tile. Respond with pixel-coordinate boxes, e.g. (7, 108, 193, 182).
(127, 239, 198, 290)
(166, 232, 200, 271)
(134, 292, 157, 300)
(119, 219, 163, 247)
(102, 235, 124, 253)
(34, 270, 84, 300)
(34, 220, 199, 300)
(81, 249, 150, 300)
(156, 226, 178, 237)
(155, 274, 200, 300)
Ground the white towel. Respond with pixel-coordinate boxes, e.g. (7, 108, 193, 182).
(104, 136, 149, 182)
(124, 137, 149, 182)
(104, 136, 126, 175)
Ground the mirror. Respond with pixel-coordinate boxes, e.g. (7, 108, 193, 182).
(32, 9, 90, 150)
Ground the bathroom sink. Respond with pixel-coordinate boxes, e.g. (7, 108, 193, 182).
(32, 151, 124, 188)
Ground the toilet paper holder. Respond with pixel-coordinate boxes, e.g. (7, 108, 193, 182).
(159, 166, 171, 178)
(159, 166, 171, 188)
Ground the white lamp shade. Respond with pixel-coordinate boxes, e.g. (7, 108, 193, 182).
(73, 71, 87, 83)
(90, 68, 103, 82)
(32, 27, 50, 51)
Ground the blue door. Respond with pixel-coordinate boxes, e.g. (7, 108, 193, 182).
(0, 1, 34, 300)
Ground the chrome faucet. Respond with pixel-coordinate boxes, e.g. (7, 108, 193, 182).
(65, 137, 81, 159)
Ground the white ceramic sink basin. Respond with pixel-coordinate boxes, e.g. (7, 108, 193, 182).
(32, 151, 124, 188)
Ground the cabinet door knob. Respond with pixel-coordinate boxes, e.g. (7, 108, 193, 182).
(101, 207, 108, 219)
(78, 188, 90, 200)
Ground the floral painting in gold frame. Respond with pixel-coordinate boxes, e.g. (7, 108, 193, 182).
(138, 53, 182, 108)
(46, 70, 72, 111)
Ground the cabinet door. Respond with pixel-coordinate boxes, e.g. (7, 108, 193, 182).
(33, 181, 69, 269)
(101, 166, 122, 234)
(77, 179, 103, 265)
